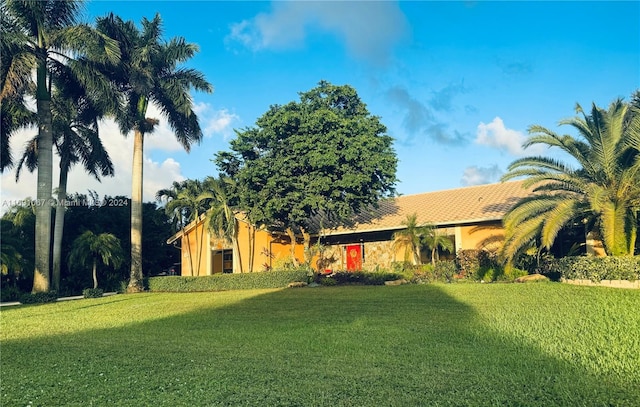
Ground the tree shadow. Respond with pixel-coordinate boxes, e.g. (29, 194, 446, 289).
(1, 285, 637, 406)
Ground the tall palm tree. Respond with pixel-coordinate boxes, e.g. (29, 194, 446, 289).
(203, 176, 244, 273)
(1, 0, 119, 292)
(14, 80, 114, 291)
(68, 230, 123, 289)
(161, 179, 212, 276)
(501, 96, 640, 261)
(96, 13, 212, 291)
(392, 213, 431, 265)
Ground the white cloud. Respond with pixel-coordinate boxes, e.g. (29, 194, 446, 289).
(461, 165, 503, 186)
(194, 103, 240, 140)
(1, 115, 187, 215)
(475, 117, 543, 156)
(226, 1, 409, 64)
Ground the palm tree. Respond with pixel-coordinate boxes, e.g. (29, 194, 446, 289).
(14, 80, 114, 291)
(203, 176, 244, 273)
(161, 179, 212, 276)
(501, 95, 640, 262)
(68, 230, 123, 289)
(422, 229, 454, 266)
(96, 13, 212, 291)
(392, 213, 431, 265)
(1, 0, 119, 292)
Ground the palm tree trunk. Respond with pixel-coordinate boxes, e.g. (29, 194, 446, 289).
(248, 224, 255, 273)
(233, 219, 242, 273)
(33, 96, 53, 293)
(286, 228, 299, 267)
(92, 259, 98, 289)
(185, 231, 194, 276)
(52, 165, 69, 292)
(128, 129, 144, 292)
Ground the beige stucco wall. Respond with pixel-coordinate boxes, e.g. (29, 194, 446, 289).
(457, 222, 505, 252)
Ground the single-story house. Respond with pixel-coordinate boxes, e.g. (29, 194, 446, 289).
(166, 180, 600, 276)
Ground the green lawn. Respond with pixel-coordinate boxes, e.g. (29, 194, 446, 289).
(2, 283, 639, 406)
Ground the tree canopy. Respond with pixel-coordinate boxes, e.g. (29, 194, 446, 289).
(215, 81, 397, 259)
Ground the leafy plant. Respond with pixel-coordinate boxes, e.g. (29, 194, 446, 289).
(82, 288, 104, 298)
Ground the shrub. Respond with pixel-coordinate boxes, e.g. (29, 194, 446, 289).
(500, 267, 529, 282)
(433, 261, 457, 283)
(321, 271, 403, 286)
(82, 288, 104, 298)
(147, 270, 309, 292)
(456, 250, 497, 279)
(551, 256, 640, 283)
(19, 291, 58, 304)
(1, 286, 22, 302)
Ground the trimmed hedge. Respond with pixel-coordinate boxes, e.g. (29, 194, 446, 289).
(147, 270, 309, 292)
(83, 288, 104, 298)
(552, 256, 640, 283)
(320, 271, 403, 286)
(19, 291, 58, 304)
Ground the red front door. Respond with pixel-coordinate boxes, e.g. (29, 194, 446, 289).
(346, 244, 362, 271)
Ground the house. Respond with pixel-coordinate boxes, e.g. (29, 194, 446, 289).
(167, 180, 575, 276)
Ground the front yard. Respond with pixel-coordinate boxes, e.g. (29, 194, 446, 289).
(1, 283, 638, 406)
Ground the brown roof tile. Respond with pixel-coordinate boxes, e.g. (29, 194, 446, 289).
(323, 180, 532, 235)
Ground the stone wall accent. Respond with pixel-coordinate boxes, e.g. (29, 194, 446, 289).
(323, 240, 397, 271)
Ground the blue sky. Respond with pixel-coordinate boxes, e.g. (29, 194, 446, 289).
(2, 1, 639, 208)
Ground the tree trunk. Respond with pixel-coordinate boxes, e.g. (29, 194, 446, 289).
(431, 247, 436, 267)
(248, 224, 255, 273)
(286, 228, 299, 267)
(128, 129, 144, 292)
(195, 212, 204, 276)
(185, 231, 194, 276)
(33, 96, 53, 293)
(233, 219, 242, 273)
(92, 259, 98, 289)
(301, 227, 312, 266)
(52, 165, 69, 292)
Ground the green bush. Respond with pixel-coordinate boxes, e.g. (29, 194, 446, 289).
(1, 285, 22, 302)
(552, 256, 640, 283)
(325, 271, 403, 286)
(82, 288, 104, 298)
(19, 291, 58, 304)
(433, 261, 457, 282)
(456, 250, 497, 279)
(500, 267, 529, 282)
(147, 270, 309, 292)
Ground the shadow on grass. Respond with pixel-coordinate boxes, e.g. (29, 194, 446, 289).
(1, 285, 637, 406)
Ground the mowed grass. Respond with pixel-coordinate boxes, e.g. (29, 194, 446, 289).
(1, 283, 639, 406)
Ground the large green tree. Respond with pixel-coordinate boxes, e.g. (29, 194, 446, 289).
(216, 81, 397, 266)
(96, 13, 212, 291)
(501, 94, 640, 261)
(1, 0, 119, 292)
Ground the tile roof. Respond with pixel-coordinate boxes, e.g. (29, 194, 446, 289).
(322, 180, 532, 236)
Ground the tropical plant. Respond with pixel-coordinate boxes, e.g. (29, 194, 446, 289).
(203, 176, 245, 273)
(392, 214, 430, 265)
(501, 94, 640, 261)
(423, 229, 454, 266)
(1, 0, 119, 292)
(96, 13, 212, 291)
(14, 79, 114, 291)
(68, 230, 123, 289)
(160, 179, 212, 276)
